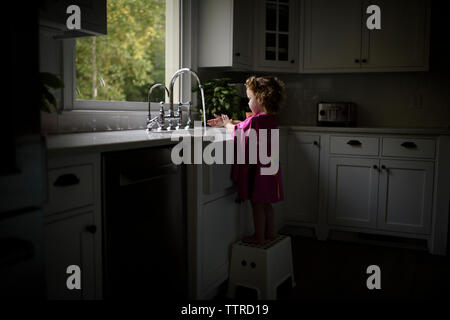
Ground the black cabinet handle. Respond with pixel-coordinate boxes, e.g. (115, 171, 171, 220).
(381, 165, 387, 170)
(373, 165, 378, 170)
(290, 60, 295, 63)
(355, 59, 360, 63)
(235, 52, 240, 57)
(313, 141, 319, 146)
(401, 141, 417, 149)
(86, 225, 97, 234)
(362, 59, 368, 63)
(347, 140, 362, 146)
(54, 173, 80, 187)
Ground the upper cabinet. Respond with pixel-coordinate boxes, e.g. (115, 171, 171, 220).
(254, 0, 300, 72)
(197, 0, 431, 73)
(198, 0, 253, 69)
(39, 0, 107, 38)
(303, 0, 430, 72)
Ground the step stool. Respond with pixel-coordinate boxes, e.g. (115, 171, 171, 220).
(227, 235, 296, 300)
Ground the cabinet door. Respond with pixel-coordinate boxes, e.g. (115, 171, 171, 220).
(233, 0, 254, 68)
(255, 0, 299, 70)
(201, 193, 241, 290)
(304, 0, 362, 70)
(328, 157, 379, 228)
(198, 0, 234, 67)
(286, 133, 320, 223)
(45, 211, 96, 300)
(377, 160, 434, 234)
(361, 0, 430, 70)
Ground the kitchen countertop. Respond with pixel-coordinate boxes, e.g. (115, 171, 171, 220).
(284, 125, 450, 135)
(45, 127, 233, 155)
(45, 125, 450, 155)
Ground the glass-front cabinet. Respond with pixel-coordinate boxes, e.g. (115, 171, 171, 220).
(255, 0, 299, 72)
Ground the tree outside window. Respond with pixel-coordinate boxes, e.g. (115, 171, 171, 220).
(76, 0, 165, 103)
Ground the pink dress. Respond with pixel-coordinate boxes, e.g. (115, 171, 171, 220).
(231, 112, 284, 203)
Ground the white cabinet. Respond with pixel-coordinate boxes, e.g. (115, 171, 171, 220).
(304, 0, 363, 71)
(328, 157, 379, 228)
(198, 0, 253, 69)
(286, 133, 320, 223)
(327, 135, 435, 235)
(200, 193, 241, 292)
(303, 0, 430, 72)
(43, 153, 102, 300)
(377, 159, 434, 234)
(254, 0, 300, 71)
(361, 0, 430, 70)
(45, 210, 97, 300)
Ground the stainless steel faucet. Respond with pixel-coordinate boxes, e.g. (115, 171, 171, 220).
(147, 68, 206, 131)
(169, 68, 206, 131)
(147, 83, 169, 131)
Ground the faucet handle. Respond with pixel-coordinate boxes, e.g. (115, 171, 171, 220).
(176, 104, 183, 128)
(158, 102, 166, 130)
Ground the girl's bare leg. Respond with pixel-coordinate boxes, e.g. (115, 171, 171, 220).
(264, 203, 276, 240)
(243, 201, 266, 244)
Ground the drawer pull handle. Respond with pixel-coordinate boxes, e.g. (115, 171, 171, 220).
(347, 140, 362, 146)
(54, 173, 80, 187)
(401, 141, 417, 149)
(313, 141, 319, 146)
(86, 225, 97, 234)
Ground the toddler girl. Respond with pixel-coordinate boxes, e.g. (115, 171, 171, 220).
(207, 76, 285, 245)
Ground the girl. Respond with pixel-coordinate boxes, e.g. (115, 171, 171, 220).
(207, 76, 285, 245)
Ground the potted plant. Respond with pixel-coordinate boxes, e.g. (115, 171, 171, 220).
(40, 72, 64, 113)
(193, 78, 246, 122)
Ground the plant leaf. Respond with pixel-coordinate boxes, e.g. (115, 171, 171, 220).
(40, 72, 64, 89)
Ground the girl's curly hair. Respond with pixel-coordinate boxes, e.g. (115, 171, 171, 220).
(245, 76, 286, 115)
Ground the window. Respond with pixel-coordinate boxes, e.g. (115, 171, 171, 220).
(69, 0, 182, 111)
(76, 0, 165, 103)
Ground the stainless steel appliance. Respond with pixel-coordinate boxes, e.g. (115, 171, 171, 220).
(102, 146, 187, 299)
(317, 102, 357, 127)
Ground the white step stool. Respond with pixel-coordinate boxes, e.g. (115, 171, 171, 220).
(227, 235, 296, 299)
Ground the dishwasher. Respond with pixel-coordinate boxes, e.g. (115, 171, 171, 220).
(102, 146, 187, 299)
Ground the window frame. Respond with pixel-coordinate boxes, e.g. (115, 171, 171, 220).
(62, 0, 195, 113)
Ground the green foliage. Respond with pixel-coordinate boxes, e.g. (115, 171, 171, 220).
(194, 78, 245, 121)
(76, 0, 165, 102)
(40, 72, 64, 113)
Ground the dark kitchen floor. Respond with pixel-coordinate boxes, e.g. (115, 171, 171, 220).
(214, 235, 450, 300)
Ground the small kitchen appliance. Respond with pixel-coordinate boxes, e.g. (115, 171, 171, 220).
(317, 102, 357, 127)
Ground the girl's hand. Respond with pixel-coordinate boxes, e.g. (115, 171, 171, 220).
(207, 113, 224, 127)
(221, 114, 231, 126)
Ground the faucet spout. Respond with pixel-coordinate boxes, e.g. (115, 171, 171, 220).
(169, 68, 206, 131)
(148, 83, 169, 117)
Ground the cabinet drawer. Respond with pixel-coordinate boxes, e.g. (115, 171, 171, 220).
(382, 138, 436, 159)
(46, 165, 94, 215)
(330, 136, 379, 156)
